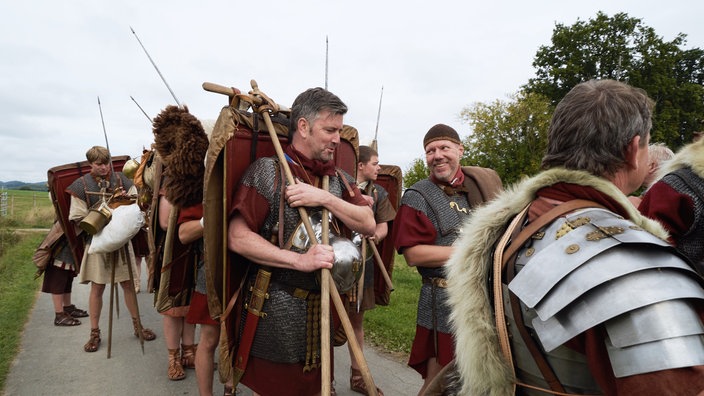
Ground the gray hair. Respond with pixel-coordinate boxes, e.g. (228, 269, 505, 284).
(289, 87, 348, 139)
(648, 142, 674, 164)
(541, 79, 654, 177)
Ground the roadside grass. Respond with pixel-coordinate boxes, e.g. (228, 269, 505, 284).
(364, 255, 420, 355)
(0, 231, 43, 392)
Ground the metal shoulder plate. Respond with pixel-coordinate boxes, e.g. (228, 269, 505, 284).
(508, 208, 704, 376)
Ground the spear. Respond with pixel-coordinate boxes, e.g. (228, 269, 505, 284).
(324, 36, 329, 90)
(130, 95, 152, 122)
(371, 86, 383, 152)
(130, 26, 181, 106)
(97, 97, 117, 181)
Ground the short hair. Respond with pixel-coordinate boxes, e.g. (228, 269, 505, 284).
(541, 79, 654, 177)
(289, 88, 348, 140)
(86, 146, 110, 164)
(358, 145, 378, 164)
(648, 143, 674, 164)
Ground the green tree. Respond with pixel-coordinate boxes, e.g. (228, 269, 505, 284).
(526, 11, 704, 148)
(460, 91, 553, 185)
(402, 157, 429, 189)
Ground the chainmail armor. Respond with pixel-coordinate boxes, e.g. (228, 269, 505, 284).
(402, 179, 472, 333)
(661, 168, 704, 272)
(239, 156, 348, 363)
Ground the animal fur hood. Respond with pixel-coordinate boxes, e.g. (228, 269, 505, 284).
(657, 137, 704, 180)
(444, 167, 669, 396)
(152, 105, 209, 208)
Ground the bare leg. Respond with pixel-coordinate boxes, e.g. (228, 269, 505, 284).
(417, 358, 443, 396)
(51, 293, 64, 313)
(89, 282, 106, 329)
(182, 320, 196, 346)
(195, 323, 219, 396)
(347, 310, 366, 370)
(120, 280, 139, 318)
(162, 315, 184, 350)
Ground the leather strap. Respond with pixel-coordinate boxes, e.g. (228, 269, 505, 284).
(493, 199, 604, 394)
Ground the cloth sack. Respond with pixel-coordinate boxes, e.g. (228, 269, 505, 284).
(88, 204, 144, 254)
(32, 221, 64, 273)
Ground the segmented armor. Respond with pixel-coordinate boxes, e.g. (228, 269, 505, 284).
(506, 207, 704, 394)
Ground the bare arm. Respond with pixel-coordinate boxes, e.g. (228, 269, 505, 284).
(403, 244, 454, 268)
(369, 222, 388, 243)
(158, 196, 171, 231)
(285, 182, 375, 236)
(179, 218, 203, 245)
(227, 214, 334, 272)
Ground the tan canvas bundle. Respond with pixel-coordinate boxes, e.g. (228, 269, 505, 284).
(32, 221, 65, 277)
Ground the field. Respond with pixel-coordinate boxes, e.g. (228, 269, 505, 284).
(0, 189, 54, 230)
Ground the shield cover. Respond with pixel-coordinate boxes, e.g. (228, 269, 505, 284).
(373, 164, 402, 306)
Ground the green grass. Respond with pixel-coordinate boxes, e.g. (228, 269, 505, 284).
(0, 190, 54, 229)
(364, 255, 420, 355)
(0, 232, 43, 392)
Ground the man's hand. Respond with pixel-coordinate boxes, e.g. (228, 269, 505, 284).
(295, 244, 334, 272)
(286, 182, 329, 208)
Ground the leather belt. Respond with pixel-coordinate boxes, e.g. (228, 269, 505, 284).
(422, 277, 448, 288)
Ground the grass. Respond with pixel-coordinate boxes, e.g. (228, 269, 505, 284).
(0, 232, 43, 392)
(364, 255, 420, 355)
(0, 190, 54, 229)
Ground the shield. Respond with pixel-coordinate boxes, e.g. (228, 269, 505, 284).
(203, 101, 359, 383)
(373, 164, 402, 306)
(47, 156, 130, 272)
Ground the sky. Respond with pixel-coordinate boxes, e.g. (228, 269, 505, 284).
(1, 0, 703, 183)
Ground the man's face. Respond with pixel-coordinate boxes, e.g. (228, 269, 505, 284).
(358, 155, 380, 182)
(298, 110, 343, 162)
(90, 161, 110, 177)
(425, 140, 463, 183)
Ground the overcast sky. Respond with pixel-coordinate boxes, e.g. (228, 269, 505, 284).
(1, 0, 703, 183)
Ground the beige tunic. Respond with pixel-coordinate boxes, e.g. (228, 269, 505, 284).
(69, 194, 138, 285)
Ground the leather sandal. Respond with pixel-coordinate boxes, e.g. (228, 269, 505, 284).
(84, 328, 101, 352)
(350, 367, 383, 396)
(63, 304, 89, 318)
(168, 348, 186, 380)
(54, 312, 81, 326)
(181, 344, 197, 369)
(223, 385, 241, 395)
(132, 317, 157, 341)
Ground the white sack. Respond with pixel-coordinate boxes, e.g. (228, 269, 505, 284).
(88, 204, 144, 254)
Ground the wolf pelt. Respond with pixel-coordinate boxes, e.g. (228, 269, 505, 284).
(444, 167, 669, 396)
(656, 137, 704, 180)
(152, 105, 210, 208)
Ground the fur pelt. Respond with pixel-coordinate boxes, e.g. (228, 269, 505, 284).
(657, 137, 704, 180)
(444, 167, 669, 396)
(152, 105, 209, 208)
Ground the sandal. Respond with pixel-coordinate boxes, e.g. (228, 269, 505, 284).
(132, 317, 157, 341)
(181, 344, 197, 369)
(84, 328, 101, 352)
(63, 304, 89, 318)
(168, 348, 186, 381)
(54, 312, 81, 326)
(223, 385, 241, 395)
(350, 368, 383, 396)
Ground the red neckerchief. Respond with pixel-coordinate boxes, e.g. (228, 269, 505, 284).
(285, 145, 336, 177)
(536, 182, 631, 218)
(430, 168, 466, 195)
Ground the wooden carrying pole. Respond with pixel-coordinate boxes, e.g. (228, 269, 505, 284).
(248, 80, 377, 396)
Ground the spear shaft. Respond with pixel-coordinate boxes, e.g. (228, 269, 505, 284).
(325, 36, 329, 90)
(130, 26, 181, 106)
(97, 97, 117, 182)
(130, 95, 152, 122)
(371, 86, 383, 151)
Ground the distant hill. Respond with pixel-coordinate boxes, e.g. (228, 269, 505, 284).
(0, 181, 49, 191)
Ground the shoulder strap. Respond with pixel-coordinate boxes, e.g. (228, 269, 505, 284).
(493, 199, 605, 395)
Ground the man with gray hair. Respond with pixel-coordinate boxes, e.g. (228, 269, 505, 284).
(442, 79, 704, 395)
(227, 87, 374, 395)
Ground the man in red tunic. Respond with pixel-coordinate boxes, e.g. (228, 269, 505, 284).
(227, 87, 375, 396)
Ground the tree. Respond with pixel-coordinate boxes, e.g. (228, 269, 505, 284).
(402, 157, 429, 189)
(526, 11, 704, 148)
(460, 91, 553, 185)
